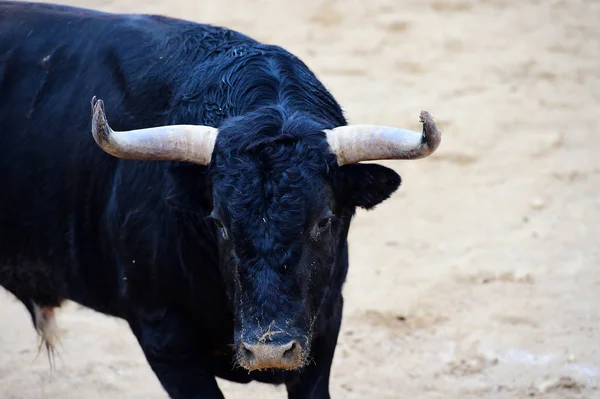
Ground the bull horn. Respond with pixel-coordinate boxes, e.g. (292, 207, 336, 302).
(90, 97, 218, 165)
(324, 110, 441, 166)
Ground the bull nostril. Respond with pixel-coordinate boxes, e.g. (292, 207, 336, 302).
(241, 342, 255, 360)
(282, 341, 297, 361)
(243, 346, 253, 357)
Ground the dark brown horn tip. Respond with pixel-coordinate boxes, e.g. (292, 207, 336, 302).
(90, 97, 110, 146)
(419, 110, 433, 124)
(419, 110, 441, 152)
(91, 97, 105, 116)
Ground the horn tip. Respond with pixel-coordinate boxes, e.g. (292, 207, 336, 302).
(91, 97, 110, 146)
(419, 110, 433, 124)
(418, 110, 441, 153)
(90, 96, 104, 117)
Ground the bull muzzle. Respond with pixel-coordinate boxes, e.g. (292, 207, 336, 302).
(238, 339, 304, 371)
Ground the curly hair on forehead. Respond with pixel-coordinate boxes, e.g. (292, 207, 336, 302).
(210, 106, 335, 244)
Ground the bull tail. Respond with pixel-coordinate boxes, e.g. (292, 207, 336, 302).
(32, 304, 61, 371)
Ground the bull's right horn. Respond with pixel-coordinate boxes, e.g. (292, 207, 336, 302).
(90, 96, 218, 166)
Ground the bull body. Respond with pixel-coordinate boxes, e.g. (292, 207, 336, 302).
(0, 2, 439, 398)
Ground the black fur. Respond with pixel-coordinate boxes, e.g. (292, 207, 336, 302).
(0, 2, 401, 398)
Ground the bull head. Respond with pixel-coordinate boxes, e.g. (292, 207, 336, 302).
(89, 96, 441, 371)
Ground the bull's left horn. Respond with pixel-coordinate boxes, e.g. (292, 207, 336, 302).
(90, 96, 218, 165)
(324, 110, 441, 166)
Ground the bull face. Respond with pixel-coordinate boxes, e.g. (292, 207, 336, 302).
(89, 98, 439, 372)
(209, 110, 401, 371)
(210, 181, 339, 371)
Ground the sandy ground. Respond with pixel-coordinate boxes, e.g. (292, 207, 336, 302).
(1, 0, 599, 398)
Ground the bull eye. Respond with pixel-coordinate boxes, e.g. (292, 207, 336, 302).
(317, 217, 332, 229)
(207, 215, 229, 240)
(216, 223, 229, 240)
(311, 215, 335, 241)
(220, 228, 229, 240)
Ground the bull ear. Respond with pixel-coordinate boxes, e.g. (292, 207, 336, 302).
(334, 163, 401, 210)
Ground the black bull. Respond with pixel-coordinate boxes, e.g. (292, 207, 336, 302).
(0, 2, 441, 398)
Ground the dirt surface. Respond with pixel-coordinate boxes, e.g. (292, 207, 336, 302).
(1, 0, 599, 398)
